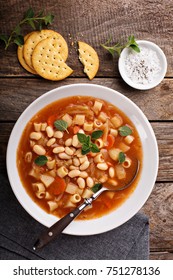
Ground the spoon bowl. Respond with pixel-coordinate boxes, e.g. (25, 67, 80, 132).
(33, 160, 140, 250)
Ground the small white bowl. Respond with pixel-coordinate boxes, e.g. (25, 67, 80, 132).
(6, 84, 159, 236)
(118, 40, 167, 90)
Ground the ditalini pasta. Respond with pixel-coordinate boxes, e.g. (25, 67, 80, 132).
(17, 96, 142, 220)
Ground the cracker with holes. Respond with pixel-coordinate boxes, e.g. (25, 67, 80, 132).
(32, 36, 73, 81)
(17, 32, 37, 74)
(23, 29, 68, 70)
(78, 41, 99, 80)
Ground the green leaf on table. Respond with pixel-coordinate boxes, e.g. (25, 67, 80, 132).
(0, 34, 8, 45)
(44, 14, 54, 25)
(28, 19, 36, 30)
(54, 119, 68, 132)
(24, 7, 34, 19)
(91, 130, 103, 140)
(14, 35, 24, 46)
(101, 35, 140, 56)
(118, 125, 132, 136)
(34, 155, 48, 166)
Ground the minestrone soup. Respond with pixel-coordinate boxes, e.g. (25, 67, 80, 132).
(17, 96, 143, 220)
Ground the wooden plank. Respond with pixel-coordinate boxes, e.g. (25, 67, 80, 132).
(150, 252, 173, 260)
(0, 77, 173, 121)
(0, 0, 172, 77)
(142, 182, 173, 251)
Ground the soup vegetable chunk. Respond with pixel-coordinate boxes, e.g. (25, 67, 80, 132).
(17, 96, 142, 220)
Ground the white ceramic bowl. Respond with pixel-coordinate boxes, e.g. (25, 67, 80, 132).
(6, 84, 159, 235)
(118, 40, 167, 90)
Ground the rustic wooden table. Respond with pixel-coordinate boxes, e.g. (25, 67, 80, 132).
(0, 0, 173, 260)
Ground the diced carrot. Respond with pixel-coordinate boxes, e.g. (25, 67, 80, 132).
(49, 176, 66, 195)
(102, 197, 112, 209)
(107, 161, 113, 167)
(47, 114, 58, 127)
(106, 134, 115, 149)
(73, 125, 80, 134)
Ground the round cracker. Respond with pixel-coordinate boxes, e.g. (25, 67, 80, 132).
(32, 36, 73, 81)
(23, 29, 68, 70)
(78, 41, 99, 80)
(17, 32, 37, 74)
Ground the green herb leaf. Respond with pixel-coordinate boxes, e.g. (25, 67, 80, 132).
(90, 143, 100, 153)
(77, 132, 100, 155)
(28, 19, 36, 30)
(77, 133, 88, 144)
(101, 35, 140, 56)
(14, 35, 24, 46)
(91, 183, 102, 193)
(81, 146, 91, 155)
(44, 14, 54, 25)
(130, 44, 140, 53)
(34, 155, 48, 166)
(0, 34, 8, 45)
(118, 125, 132, 136)
(54, 119, 68, 132)
(24, 7, 34, 19)
(1, 7, 54, 50)
(91, 130, 103, 140)
(118, 152, 126, 163)
(14, 25, 21, 35)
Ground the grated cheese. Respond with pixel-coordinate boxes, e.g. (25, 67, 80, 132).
(124, 47, 161, 85)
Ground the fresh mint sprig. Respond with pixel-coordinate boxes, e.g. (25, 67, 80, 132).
(77, 130, 103, 155)
(101, 35, 140, 57)
(0, 7, 54, 50)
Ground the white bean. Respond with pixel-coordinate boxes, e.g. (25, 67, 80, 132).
(97, 162, 108, 170)
(73, 157, 80, 166)
(69, 165, 79, 170)
(33, 145, 46, 155)
(54, 131, 64, 139)
(79, 155, 88, 164)
(77, 177, 85, 189)
(53, 146, 65, 154)
(65, 138, 72, 146)
(80, 161, 90, 171)
(109, 167, 115, 178)
(68, 170, 81, 178)
(65, 147, 74, 156)
(46, 138, 56, 147)
(86, 177, 94, 188)
(58, 152, 71, 160)
(46, 126, 54, 138)
(30, 132, 42, 140)
(72, 135, 79, 147)
(79, 171, 88, 178)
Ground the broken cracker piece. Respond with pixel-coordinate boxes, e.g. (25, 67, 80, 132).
(78, 41, 99, 80)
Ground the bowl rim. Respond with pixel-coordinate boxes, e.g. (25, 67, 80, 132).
(6, 83, 159, 235)
(118, 40, 167, 90)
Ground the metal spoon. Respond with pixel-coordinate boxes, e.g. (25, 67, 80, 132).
(33, 160, 140, 250)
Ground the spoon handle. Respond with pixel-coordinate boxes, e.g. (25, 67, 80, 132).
(33, 196, 96, 250)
